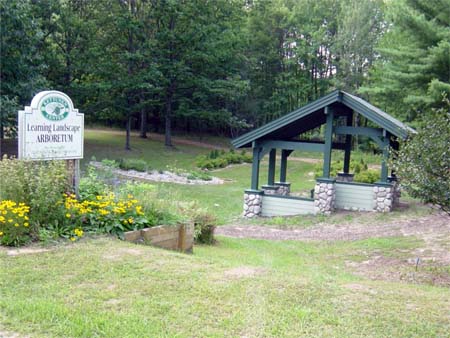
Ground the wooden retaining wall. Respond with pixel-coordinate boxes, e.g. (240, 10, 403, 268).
(335, 182, 374, 211)
(261, 195, 315, 216)
(124, 223, 194, 253)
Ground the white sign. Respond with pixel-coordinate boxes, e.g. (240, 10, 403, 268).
(18, 91, 84, 160)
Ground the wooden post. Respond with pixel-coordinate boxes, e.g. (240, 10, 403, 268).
(280, 149, 289, 182)
(343, 112, 353, 173)
(380, 132, 390, 182)
(66, 159, 80, 197)
(323, 106, 334, 178)
(268, 148, 276, 185)
(251, 146, 261, 190)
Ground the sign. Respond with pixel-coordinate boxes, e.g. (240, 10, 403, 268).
(18, 91, 84, 160)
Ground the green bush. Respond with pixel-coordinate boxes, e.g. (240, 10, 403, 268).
(196, 149, 251, 170)
(186, 171, 212, 181)
(79, 165, 109, 201)
(354, 169, 380, 184)
(119, 158, 148, 172)
(191, 209, 217, 244)
(314, 158, 378, 184)
(0, 156, 70, 230)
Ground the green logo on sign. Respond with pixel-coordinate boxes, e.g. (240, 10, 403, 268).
(40, 96, 70, 121)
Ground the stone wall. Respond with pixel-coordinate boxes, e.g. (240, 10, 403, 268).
(243, 190, 263, 218)
(336, 173, 354, 183)
(274, 182, 291, 196)
(314, 179, 336, 215)
(261, 185, 279, 196)
(388, 177, 401, 208)
(373, 184, 394, 212)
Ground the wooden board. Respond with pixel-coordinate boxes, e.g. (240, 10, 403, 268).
(261, 196, 315, 216)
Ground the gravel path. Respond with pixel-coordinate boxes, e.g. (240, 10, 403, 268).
(216, 213, 450, 264)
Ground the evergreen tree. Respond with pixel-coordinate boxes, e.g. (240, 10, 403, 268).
(361, 0, 450, 124)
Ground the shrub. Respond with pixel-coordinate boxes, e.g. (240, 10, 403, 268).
(119, 158, 148, 172)
(314, 159, 377, 183)
(191, 209, 217, 244)
(393, 107, 450, 213)
(186, 171, 212, 181)
(0, 200, 31, 246)
(354, 169, 380, 184)
(0, 156, 70, 229)
(79, 165, 109, 201)
(196, 149, 251, 170)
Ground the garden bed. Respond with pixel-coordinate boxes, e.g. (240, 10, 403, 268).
(90, 161, 224, 185)
(124, 223, 194, 253)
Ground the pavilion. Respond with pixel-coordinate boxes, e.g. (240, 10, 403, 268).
(232, 90, 415, 217)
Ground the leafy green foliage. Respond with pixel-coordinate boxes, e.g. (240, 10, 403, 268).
(191, 209, 216, 245)
(361, 0, 450, 123)
(196, 149, 252, 170)
(393, 107, 450, 213)
(0, 156, 70, 228)
(314, 159, 380, 183)
(119, 158, 149, 172)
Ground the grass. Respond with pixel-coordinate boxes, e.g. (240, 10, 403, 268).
(1, 129, 449, 337)
(1, 236, 448, 337)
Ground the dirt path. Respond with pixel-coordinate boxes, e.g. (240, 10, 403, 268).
(217, 213, 450, 263)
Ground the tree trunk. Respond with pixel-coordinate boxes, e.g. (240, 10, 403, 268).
(139, 107, 147, 138)
(165, 96, 172, 147)
(125, 116, 131, 150)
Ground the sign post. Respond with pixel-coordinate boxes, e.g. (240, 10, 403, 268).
(18, 91, 84, 194)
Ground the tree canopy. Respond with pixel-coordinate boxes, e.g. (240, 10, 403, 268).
(1, 0, 448, 147)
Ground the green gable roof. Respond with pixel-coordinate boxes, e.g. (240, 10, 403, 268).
(232, 90, 415, 148)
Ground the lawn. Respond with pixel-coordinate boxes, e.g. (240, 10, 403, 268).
(1, 235, 448, 337)
(1, 129, 448, 337)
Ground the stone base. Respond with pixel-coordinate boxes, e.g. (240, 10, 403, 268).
(274, 182, 291, 196)
(373, 183, 393, 212)
(243, 190, 263, 218)
(314, 179, 336, 215)
(261, 185, 279, 196)
(388, 177, 401, 208)
(336, 172, 354, 183)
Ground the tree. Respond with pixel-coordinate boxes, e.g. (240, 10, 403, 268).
(0, 0, 48, 138)
(333, 0, 386, 92)
(393, 103, 450, 213)
(361, 0, 450, 124)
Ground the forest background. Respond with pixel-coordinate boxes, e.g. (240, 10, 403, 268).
(1, 0, 449, 149)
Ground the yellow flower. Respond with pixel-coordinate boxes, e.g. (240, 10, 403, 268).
(74, 228, 83, 237)
(24, 216, 29, 220)
(128, 217, 134, 224)
(8, 219, 13, 223)
(66, 213, 71, 218)
(14, 223, 19, 227)
(24, 222, 29, 227)
(127, 194, 133, 199)
(0, 231, 3, 236)
(123, 220, 128, 224)
(70, 237, 76, 241)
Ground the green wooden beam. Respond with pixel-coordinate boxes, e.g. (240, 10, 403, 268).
(279, 149, 292, 182)
(380, 133, 390, 182)
(268, 149, 276, 185)
(343, 112, 353, 173)
(251, 146, 261, 190)
(334, 126, 383, 139)
(259, 140, 325, 152)
(323, 106, 334, 178)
